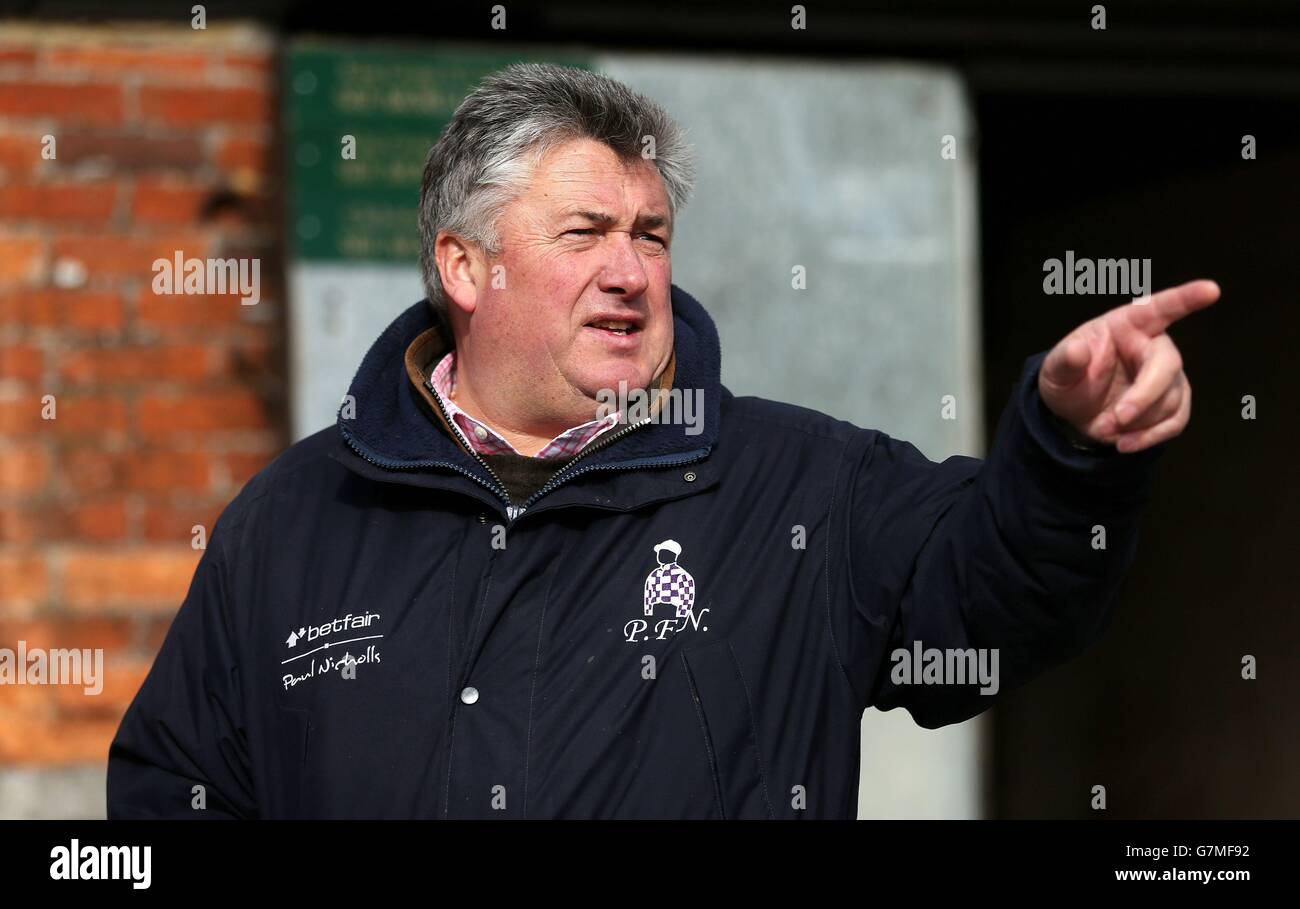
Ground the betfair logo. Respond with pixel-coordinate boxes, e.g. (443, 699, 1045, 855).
(284, 612, 381, 649)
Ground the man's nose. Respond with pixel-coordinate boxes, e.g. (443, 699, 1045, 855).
(595, 231, 650, 299)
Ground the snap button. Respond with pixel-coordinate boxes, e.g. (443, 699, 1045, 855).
(683, 471, 697, 482)
(460, 686, 479, 705)
(477, 513, 487, 524)
(473, 425, 488, 441)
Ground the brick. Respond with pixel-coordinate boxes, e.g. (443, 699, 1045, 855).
(0, 498, 128, 544)
(0, 550, 47, 615)
(215, 337, 276, 382)
(69, 292, 126, 331)
(0, 289, 123, 332)
(0, 394, 48, 436)
(0, 393, 127, 439)
(0, 343, 43, 383)
(143, 614, 172, 651)
(209, 189, 273, 227)
(0, 234, 45, 285)
(0, 292, 32, 327)
(5, 506, 66, 545)
(0, 131, 46, 177)
(0, 701, 52, 764)
(0, 445, 50, 493)
(57, 344, 212, 385)
(65, 496, 129, 541)
(46, 46, 210, 79)
(54, 448, 123, 496)
(0, 677, 49, 714)
(123, 450, 211, 493)
(140, 500, 224, 544)
(0, 615, 135, 656)
(0, 182, 116, 224)
(136, 390, 268, 435)
(0, 80, 123, 126)
(221, 451, 272, 488)
(54, 659, 152, 719)
(0, 504, 32, 540)
(55, 130, 203, 172)
(35, 394, 128, 438)
(129, 177, 212, 225)
(138, 85, 271, 127)
(51, 233, 209, 283)
(61, 548, 200, 612)
(214, 135, 271, 174)
(220, 52, 273, 78)
(0, 712, 123, 765)
(135, 288, 251, 330)
(0, 48, 38, 68)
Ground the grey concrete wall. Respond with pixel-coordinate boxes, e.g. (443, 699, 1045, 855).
(0, 766, 105, 819)
(289, 263, 425, 439)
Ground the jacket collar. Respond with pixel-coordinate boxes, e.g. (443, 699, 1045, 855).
(330, 283, 723, 512)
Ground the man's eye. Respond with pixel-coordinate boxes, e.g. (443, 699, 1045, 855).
(563, 228, 665, 246)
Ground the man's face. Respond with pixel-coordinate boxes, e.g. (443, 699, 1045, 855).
(466, 137, 675, 422)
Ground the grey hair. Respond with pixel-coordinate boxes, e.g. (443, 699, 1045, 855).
(417, 62, 695, 324)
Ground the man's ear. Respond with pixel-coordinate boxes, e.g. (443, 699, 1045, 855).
(434, 230, 483, 316)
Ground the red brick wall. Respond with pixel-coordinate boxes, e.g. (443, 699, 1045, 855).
(0, 24, 284, 768)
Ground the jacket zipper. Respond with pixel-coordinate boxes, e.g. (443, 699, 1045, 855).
(344, 381, 709, 525)
(423, 377, 516, 507)
(428, 375, 655, 522)
(522, 417, 651, 505)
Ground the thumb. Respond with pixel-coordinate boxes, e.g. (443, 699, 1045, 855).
(1040, 335, 1092, 390)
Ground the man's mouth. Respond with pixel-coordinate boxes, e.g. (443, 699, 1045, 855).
(586, 320, 640, 335)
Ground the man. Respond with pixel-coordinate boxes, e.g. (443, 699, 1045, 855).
(107, 63, 1218, 819)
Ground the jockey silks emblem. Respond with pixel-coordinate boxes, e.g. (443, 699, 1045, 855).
(625, 539, 709, 643)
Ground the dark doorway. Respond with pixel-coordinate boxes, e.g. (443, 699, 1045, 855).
(977, 88, 1300, 818)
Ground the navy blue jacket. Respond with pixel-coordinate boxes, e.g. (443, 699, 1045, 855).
(107, 284, 1164, 819)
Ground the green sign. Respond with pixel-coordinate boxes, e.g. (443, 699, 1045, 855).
(285, 41, 592, 262)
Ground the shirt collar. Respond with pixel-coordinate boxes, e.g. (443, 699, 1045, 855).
(429, 351, 621, 458)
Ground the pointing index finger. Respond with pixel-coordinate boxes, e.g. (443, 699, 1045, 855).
(1125, 279, 1221, 336)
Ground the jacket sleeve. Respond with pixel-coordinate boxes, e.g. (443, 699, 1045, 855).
(106, 491, 259, 819)
(839, 350, 1167, 727)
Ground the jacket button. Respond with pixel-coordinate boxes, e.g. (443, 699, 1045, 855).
(477, 513, 486, 524)
(683, 471, 697, 482)
(460, 686, 479, 705)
